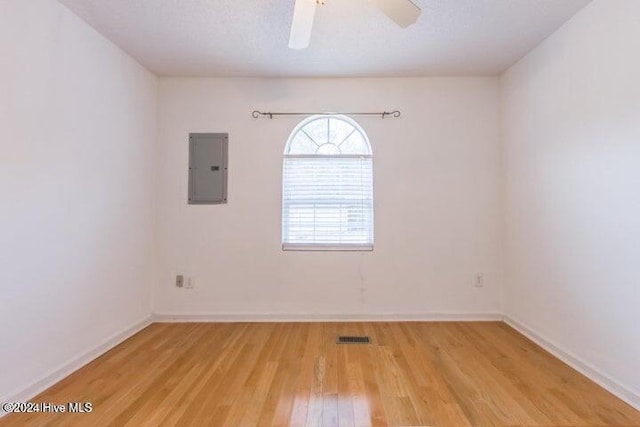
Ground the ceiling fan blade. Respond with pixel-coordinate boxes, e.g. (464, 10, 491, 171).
(368, 0, 421, 28)
(289, 0, 317, 50)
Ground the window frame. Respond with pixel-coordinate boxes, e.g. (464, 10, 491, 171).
(281, 115, 374, 252)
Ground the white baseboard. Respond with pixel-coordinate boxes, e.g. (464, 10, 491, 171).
(0, 316, 153, 418)
(152, 311, 503, 323)
(504, 315, 640, 411)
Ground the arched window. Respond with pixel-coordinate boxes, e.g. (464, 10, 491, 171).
(282, 115, 374, 250)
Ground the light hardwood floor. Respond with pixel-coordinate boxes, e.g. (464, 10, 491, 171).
(2, 322, 639, 426)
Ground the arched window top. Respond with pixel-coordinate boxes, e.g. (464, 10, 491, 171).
(284, 115, 372, 156)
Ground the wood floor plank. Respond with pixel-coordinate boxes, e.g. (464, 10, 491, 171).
(1, 321, 639, 427)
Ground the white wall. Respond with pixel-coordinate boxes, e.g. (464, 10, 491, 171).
(155, 77, 503, 318)
(0, 0, 157, 400)
(502, 0, 640, 406)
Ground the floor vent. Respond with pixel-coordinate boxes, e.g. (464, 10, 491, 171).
(336, 336, 371, 344)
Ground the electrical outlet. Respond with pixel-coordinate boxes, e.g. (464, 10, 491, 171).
(474, 274, 484, 288)
(185, 277, 195, 289)
(176, 275, 184, 288)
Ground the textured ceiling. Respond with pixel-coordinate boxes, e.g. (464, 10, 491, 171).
(57, 0, 591, 77)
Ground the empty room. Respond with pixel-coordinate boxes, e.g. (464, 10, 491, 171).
(1, 0, 639, 425)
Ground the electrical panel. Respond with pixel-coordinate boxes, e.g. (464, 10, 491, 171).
(188, 133, 228, 204)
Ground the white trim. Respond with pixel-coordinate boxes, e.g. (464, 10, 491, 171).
(152, 312, 503, 323)
(504, 315, 640, 411)
(0, 316, 153, 418)
(285, 154, 372, 159)
(282, 243, 373, 251)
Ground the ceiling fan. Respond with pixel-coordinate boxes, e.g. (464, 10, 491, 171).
(289, 0, 421, 50)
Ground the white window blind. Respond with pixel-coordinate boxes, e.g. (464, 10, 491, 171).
(282, 116, 374, 251)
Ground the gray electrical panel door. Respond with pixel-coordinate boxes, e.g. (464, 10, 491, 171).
(188, 133, 228, 204)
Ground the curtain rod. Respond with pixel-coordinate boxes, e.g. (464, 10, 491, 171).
(251, 110, 401, 119)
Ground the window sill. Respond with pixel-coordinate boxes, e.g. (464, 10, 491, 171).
(282, 244, 373, 252)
